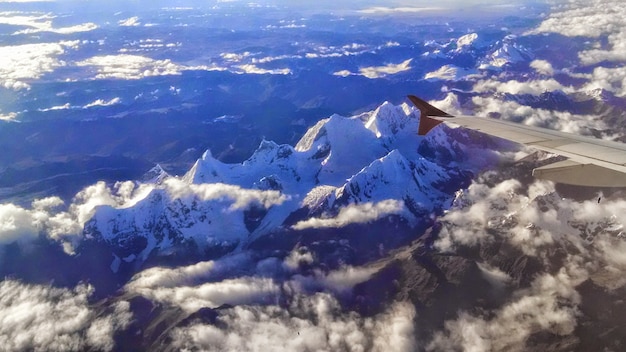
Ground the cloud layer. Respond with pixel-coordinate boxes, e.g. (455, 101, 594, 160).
(429, 174, 626, 350)
(530, 0, 626, 65)
(0, 41, 79, 90)
(335, 59, 413, 79)
(0, 280, 131, 352)
(171, 293, 416, 352)
(292, 199, 404, 230)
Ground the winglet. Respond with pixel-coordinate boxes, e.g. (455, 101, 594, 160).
(407, 95, 453, 135)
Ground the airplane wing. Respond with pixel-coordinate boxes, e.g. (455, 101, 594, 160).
(407, 95, 626, 187)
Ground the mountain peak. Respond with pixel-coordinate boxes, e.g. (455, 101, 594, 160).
(184, 149, 226, 184)
(141, 164, 170, 184)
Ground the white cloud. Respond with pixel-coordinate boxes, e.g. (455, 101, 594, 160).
(335, 59, 413, 79)
(0, 175, 288, 256)
(359, 6, 442, 14)
(424, 65, 479, 81)
(292, 199, 404, 230)
(434, 179, 525, 252)
(333, 70, 353, 77)
(530, 59, 555, 76)
(0, 41, 78, 90)
(313, 266, 379, 294)
(429, 263, 583, 351)
(83, 97, 121, 108)
(0, 12, 52, 28)
(251, 54, 298, 64)
(15, 22, 97, 35)
(118, 16, 140, 27)
(170, 293, 416, 352)
(529, 0, 626, 66)
(0, 280, 131, 352)
(164, 178, 288, 210)
(233, 64, 291, 75)
(528, 0, 620, 38)
(0, 203, 42, 245)
(425, 168, 626, 350)
(473, 78, 571, 96)
(76, 54, 224, 80)
(220, 51, 254, 62)
(0, 12, 97, 35)
(127, 252, 253, 290)
(581, 66, 626, 97)
(0, 0, 53, 2)
(358, 59, 413, 79)
(282, 248, 314, 271)
(38, 103, 71, 112)
(469, 95, 610, 136)
(130, 276, 280, 313)
(0, 112, 18, 121)
(0, 181, 153, 254)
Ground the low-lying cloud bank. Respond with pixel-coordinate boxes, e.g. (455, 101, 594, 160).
(0, 280, 131, 352)
(122, 247, 410, 351)
(428, 175, 626, 350)
(171, 293, 416, 352)
(292, 199, 404, 230)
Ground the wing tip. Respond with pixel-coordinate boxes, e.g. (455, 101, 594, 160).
(407, 95, 453, 135)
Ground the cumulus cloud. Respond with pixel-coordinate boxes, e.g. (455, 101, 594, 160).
(164, 178, 287, 210)
(38, 103, 72, 112)
(333, 70, 353, 77)
(127, 252, 253, 290)
(530, 59, 555, 76)
(0, 174, 288, 256)
(265, 19, 306, 30)
(15, 22, 97, 35)
(220, 51, 254, 63)
(233, 64, 291, 75)
(473, 78, 571, 96)
(581, 66, 626, 97)
(307, 41, 399, 61)
(0, 12, 97, 35)
(170, 293, 416, 352)
(0, 112, 18, 121)
(127, 246, 378, 299)
(359, 6, 442, 14)
(131, 276, 280, 313)
(358, 59, 413, 79)
(292, 199, 404, 230)
(335, 60, 413, 79)
(0, 280, 131, 352)
(83, 97, 121, 108)
(220, 42, 398, 71)
(429, 174, 626, 350)
(300, 265, 380, 295)
(0, 181, 153, 254)
(529, 0, 626, 66)
(38, 98, 122, 112)
(428, 263, 583, 351)
(424, 65, 479, 81)
(469, 95, 610, 136)
(123, 244, 385, 341)
(76, 54, 224, 80)
(118, 16, 140, 27)
(0, 203, 43, 245)
(0, 41, 78, 90)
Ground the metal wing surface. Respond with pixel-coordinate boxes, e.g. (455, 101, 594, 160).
(408, 95, 626, 187)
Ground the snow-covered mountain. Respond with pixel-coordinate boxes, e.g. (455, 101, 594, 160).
(81, 101, 485, 268)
